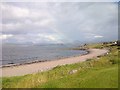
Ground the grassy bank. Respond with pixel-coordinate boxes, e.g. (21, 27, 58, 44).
(2, 42, 119, 88)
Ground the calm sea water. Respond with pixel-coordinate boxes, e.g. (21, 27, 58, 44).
(1, 44, 87, 66)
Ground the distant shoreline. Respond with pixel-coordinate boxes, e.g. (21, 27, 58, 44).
(1, 49, 108, 77)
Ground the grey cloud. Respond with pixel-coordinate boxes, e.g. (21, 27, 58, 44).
(1, 2, 118, 44)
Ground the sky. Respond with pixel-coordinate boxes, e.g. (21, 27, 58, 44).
(0, 2, 118, 44)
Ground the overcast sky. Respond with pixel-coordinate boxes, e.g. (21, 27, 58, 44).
(0, 2, 118, 44)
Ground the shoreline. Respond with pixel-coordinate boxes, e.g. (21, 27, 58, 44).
(1, 50, 89, 68)
(1, 49, 108, 77)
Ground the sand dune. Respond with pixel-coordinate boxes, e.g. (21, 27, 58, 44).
(1, 49, 108, 77)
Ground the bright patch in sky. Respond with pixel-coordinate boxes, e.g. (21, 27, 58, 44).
(94, 35, 103, 38)
(0, 34, 13, 40)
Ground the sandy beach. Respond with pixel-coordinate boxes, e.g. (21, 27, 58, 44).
(1, 49, 108, 77)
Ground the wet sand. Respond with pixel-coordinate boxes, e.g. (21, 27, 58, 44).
(1, 49, 108, 77)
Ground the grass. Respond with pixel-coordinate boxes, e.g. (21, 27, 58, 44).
(1, 42, 119, 88)
(38, 65, 118, 88)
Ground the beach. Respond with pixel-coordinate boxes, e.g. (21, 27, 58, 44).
(1, 49, 108, 77)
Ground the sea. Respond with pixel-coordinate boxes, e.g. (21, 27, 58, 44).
(1, 44, 87, 66)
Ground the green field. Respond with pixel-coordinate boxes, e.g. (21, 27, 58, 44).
(1, 42, 119, 88)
